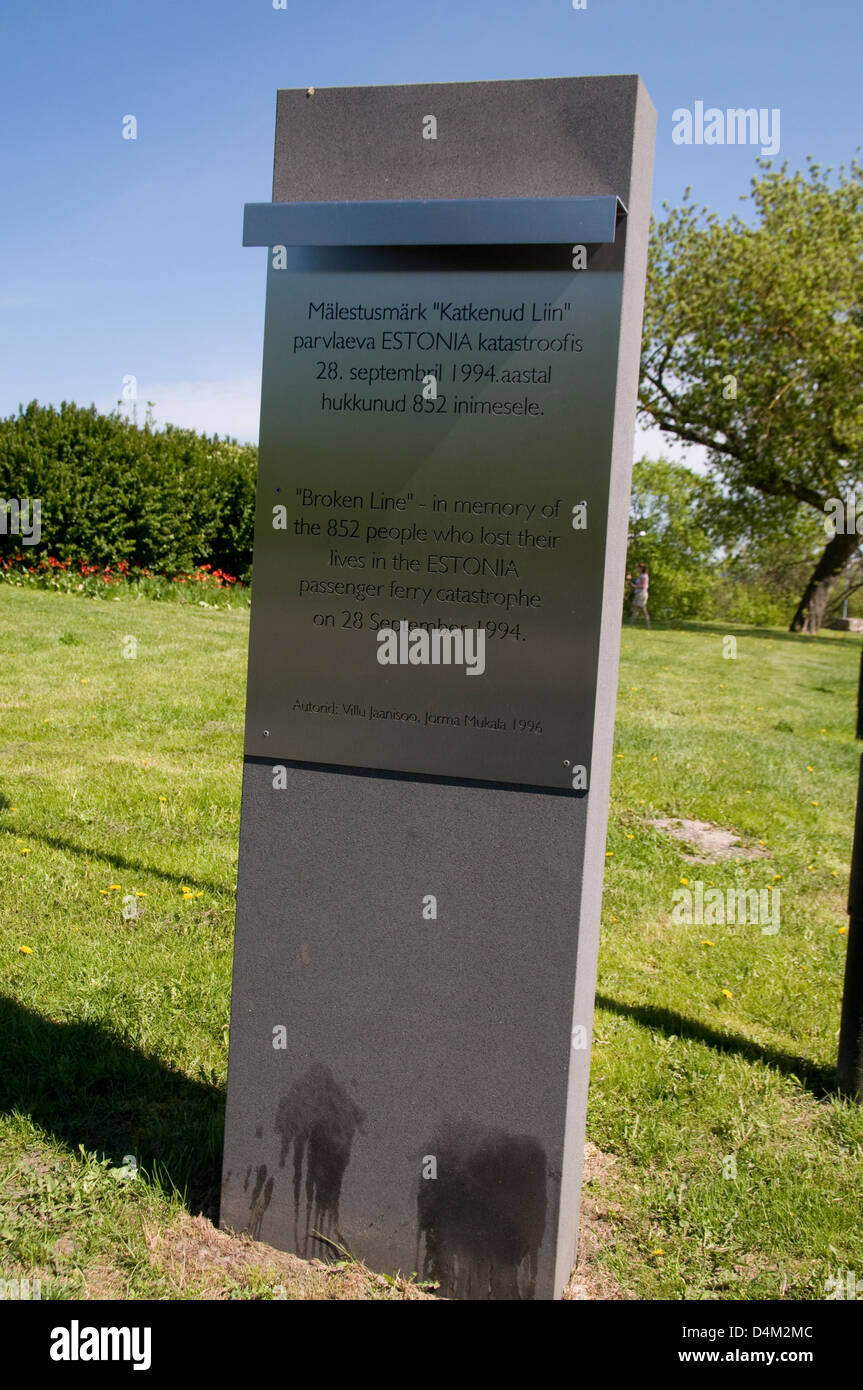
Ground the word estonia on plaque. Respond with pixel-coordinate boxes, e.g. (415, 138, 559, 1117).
(221, 77, 656, 1300)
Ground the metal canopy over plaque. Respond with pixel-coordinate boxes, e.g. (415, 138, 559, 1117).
(242, 197, 626, 791)
(221, 76, 656, 1301)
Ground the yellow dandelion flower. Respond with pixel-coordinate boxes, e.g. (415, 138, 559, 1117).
(626, 833, 634, 839)
(652, 755, 658, 762)
(20, 847, 31, 855)
(807, 765, 814, 772)
(812, 801, 819, 807)
(616, 753, 625, 759)
(680, 877, 689, 885)
(702, 940, 715, 947)
(99, 889, 109, 895)
(19, 945, 33, 955)
(606, 851, 614, 857)
(135, 891, 145, 897)
(109, 884, 121, 891)
(195, 891, 203, 898)
(722, 989, 733, 999)
(651, 1248, 664, 1256)
(838, 926, 848, 935)
(159, 796, 167, 803)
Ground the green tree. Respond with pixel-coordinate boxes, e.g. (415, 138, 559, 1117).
(639, 157, 863, 633)
(627, 457, 717, 620)
(0, 401, 257, 579)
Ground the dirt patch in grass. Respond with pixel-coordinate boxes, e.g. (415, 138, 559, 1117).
(647, 818, 770, 863)
(81, 1263, 128, 1300)
(143, 1213, 436, 1300)
(565, 1142, 629, 1300)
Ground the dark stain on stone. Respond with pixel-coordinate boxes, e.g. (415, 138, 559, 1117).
(274, 1063, 364, 1257)
(416, 1118, 547, 1300)
(248, 1162, 274, 1239)
(255, 1124, 263, 1139)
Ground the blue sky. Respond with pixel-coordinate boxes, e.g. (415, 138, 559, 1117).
(0, 0, 858, 450)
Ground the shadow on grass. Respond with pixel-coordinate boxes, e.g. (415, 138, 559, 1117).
(0, 996, 224, 1219)
(0, 822, 234, 900)
(635, 620, 858, 647)
(595, 993, 837, 1098)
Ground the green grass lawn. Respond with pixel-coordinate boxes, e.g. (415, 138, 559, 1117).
(1, 589, 862, 1299)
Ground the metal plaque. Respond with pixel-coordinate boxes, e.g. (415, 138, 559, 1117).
(244, 205, 625, 791)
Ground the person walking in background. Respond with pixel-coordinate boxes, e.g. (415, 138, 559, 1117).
(629, 561, 650, 627)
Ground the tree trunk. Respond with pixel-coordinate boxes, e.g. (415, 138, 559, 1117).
(790, 529, 861, 634)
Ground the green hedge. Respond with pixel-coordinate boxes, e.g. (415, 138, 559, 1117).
(0, 401, 257, 581)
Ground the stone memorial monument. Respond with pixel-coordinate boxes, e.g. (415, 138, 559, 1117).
(220, 76, 655, 1300)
